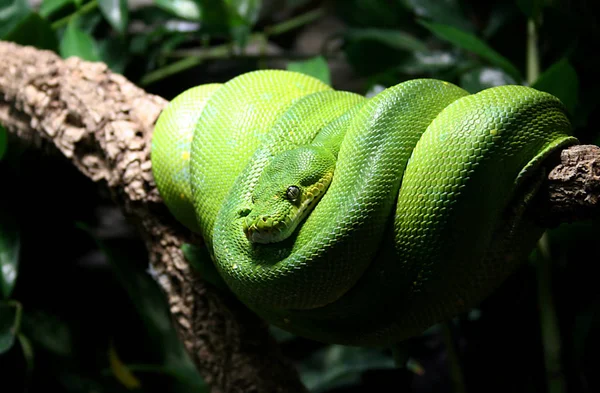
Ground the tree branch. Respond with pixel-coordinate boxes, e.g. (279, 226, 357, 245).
(1, 40, 599, 393)
(0, 40, 307, 393)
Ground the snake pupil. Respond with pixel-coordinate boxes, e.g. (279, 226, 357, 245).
(286, 185, 300, 201)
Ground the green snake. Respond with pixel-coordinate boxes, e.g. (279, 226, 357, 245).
(151, 70, 577, 347)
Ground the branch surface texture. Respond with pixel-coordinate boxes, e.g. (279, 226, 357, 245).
(0, 40, 307, 393)
(1, 40, 598, 392)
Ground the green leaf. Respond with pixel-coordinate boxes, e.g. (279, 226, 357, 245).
(59, 17, 100, 61)
(0, 124, 7, 161)
(224, 0, 260, 47)
(287, 56, 331, 85)
(98, 0, 129, 34)
(77, 223, 207, 390)
(2, 12, 58, 51)
(0, 301, 21, 353)
(298, 345, 395, 393)
(0, 202, 20, 299)
(154, 0, 201, 20)
(345, 28, 428, 52)
(98, 35, 129, 74)
(227, 0, 261, 25)
(404, 0, 474, 32)
(460, 66, 517, 93)
(419, 20, 522, 82)
(21, 310, 72, 356)
(197, 0, 229, 33)
(39, 0, 73, 17)
(0, 0, 31, 38)
(531, 58, 579, 115)
(17, 333, 35, 383)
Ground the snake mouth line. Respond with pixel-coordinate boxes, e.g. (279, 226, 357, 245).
(243, 216, 293, 243)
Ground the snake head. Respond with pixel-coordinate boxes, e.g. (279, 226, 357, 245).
(242, 146, 335, 244)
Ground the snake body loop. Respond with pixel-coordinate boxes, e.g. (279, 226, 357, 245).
(152, 70, 577, 346)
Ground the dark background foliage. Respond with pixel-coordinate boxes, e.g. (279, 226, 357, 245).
(0, 0, 599, 392)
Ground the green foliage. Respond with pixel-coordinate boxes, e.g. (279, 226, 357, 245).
(0, 0, 31, 38)
(78, 223, 208, 391)
(153, 0, 201, 20)
(299, 345, 395, 393)
(0, 0, 598, 392)
(287, 56, 331, 85)
(2, 12, 58, 50)
(532, 58, 579, 114)
(59, 17, 100, 61)
(98, 0, 128, 34)
(404, 0, 474, 32)
(39, 0, 74, 17)
(0, 301, 20, 353)
(419, 20, 522, 82)
(0, 203, 19, 299)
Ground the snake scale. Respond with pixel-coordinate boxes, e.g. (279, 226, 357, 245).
(151, 70, 577, 346)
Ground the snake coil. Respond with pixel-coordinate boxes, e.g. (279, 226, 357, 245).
(151, 70, 577, 346)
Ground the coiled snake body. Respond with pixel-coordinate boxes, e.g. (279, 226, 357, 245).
(151, 70, 577, 346)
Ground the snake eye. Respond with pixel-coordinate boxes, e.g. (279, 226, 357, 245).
(286, 185, 300, 201)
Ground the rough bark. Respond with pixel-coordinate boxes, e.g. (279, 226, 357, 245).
(0, 40, 307, 393)
(1, 40, 599, 392)
(534, 144, 600, 226)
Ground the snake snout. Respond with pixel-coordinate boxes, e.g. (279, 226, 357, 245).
(242, 214, 292, 244)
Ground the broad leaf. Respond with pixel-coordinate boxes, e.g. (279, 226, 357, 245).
(224, 0, 260, 46)
(0, 0, 31, 38)
(299, 345, 395, 393)
(287, 56, 331, 85)
(21, 309, 72, 356)
(108, 341, 142, 389)
(405, 0, 473, 32)
(532, 58, 579, 115)
(59, 17, 100, 61)
(78, 224, 207, 390)
(39, 0, 73, 17)
(154, 0, 200, 20)
(0, 202, 20, 299)
(197, 0, 229, 34)
(2, 12, 58, 51)
(98, 36, 129, 74)
(228, 0, 261, 25)
(0, 301, 20, 353)
(420, 20, 522, 82)
(98, 0, 129, 34)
